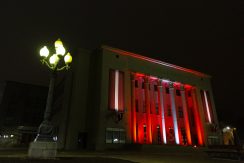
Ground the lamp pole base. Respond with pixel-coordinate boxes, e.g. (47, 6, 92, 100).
(28, 141, 57, 158)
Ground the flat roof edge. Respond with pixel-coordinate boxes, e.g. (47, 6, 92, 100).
(102, 45, 211, 78)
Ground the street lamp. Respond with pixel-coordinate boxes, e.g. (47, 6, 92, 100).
(37, 39, 72, 141)
(39, 39, 72, 71)
(28, 39, 72, 158)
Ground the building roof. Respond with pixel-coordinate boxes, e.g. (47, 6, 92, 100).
(102, 45, 210, 78)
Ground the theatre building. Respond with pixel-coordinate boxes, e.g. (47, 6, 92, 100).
(53, 46, 221, 150)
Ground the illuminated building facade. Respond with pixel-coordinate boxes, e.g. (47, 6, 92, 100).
(54, 46, 221, 150)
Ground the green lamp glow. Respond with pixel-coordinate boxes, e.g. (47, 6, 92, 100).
(40, 39, 72, 70)
(40, 46, 49, 58)
(54, 39, 63, 48)
(55, 39, 66, 56)
(49, 54, 59, 65)
(56, 46, 66, 56)
(64, 52, 72, 64)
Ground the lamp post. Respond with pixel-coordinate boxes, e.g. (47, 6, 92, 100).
(37, 39, 72, 141)
(28, 39, 72, 158)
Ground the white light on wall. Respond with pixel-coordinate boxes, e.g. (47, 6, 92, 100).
(162, 79, 170, 83)
(203, 91, 212, 123)
(169, 85, 180, 145)
(159, 86, 167, 144)
(114, 70, 119, 112)
(53, 136, 58, 141)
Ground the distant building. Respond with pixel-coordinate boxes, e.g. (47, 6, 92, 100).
(53, 46, 221, 150)
(0, 81, 48, 146)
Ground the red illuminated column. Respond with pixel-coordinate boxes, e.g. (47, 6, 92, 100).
(158, 80, 167, 144)
(180, 85, 192, 145)
(191, 87, 204, 146)
(139, 78, 145, 113)
(131, 74, 137, 143)
(149, 80, 155, 115)
(169, 82, 180, 145)
(145, 77, 152, 144)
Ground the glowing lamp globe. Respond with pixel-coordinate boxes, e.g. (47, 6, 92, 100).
(64, 52, 72, 64)
(49, 54, 59, 65)
(40, 46, 49, 58)
(56, 46, 66, 56)
(54, 39, 63, 48)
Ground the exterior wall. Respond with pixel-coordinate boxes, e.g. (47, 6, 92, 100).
(65, 50, 91, 150)
(52, 49, 92, 150)
(59, 46, 220, 150)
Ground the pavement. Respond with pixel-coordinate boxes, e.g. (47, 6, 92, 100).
(0, 147, 243, 163)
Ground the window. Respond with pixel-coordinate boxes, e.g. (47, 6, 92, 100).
(154, 88, 159, 115)
(143, 125, 147, 143)
(142, 91, 146, 113)
(155, 103, 159, 115)
(106, 130, 113, 143)
(181, 128, 187, 145)
(136, 123, 139, 141)
(108, 69, 124, 112)
(157, 125, 162, 144)
(150, 103, 152, 114)
(178, 106, 183, 118)
(166, 87, 169, 94)
(188, 108, 195, 127)
(142, 82, 145, 89)
(176, 89, 181, 96)
(135, 99, 139, 112)
(167, 105, 171, 116)
(154, 85, 158, 91)
(106, 128, 125, 144)
(188, 91, 191, 97)
(135, 80, 138, 88)
(168, 127, 175, 143)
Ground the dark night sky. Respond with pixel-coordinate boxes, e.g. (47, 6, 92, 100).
(1, 1, 244, 136)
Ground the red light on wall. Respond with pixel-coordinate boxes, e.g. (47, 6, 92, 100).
(149, 76, 158, 80)
(173, 82, 181, 86)
(103, 46, 210, 78)
(134, 72, 145, 78)
(191, 88, 204, 146)
(131, 78, 137, 143)
(184, 84, 192, 89)
(130, 73, 205, 146)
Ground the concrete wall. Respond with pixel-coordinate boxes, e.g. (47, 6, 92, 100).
(56, 49, 92, 150)
(60, 46, 219, 150)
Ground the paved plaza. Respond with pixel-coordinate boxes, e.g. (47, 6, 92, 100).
(0, 147, 243, 163)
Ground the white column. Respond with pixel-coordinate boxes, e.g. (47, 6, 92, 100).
(158, 80, 167, 144)
(169, 82, 180, 144)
